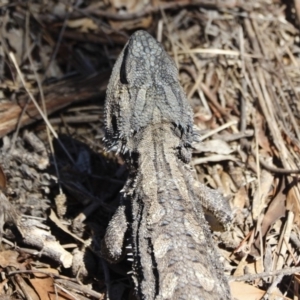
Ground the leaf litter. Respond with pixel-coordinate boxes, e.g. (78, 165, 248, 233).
(1, 0, 300, 299)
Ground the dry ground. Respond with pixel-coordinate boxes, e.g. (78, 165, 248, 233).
(1, 0, 300, 299)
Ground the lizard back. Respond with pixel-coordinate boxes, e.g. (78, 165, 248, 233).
(103, 30, 232, 300)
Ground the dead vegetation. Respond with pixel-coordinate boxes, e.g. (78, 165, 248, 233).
(1, 0, 300, 299)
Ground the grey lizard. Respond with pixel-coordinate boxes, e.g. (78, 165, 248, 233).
(102, 30, 232, 300)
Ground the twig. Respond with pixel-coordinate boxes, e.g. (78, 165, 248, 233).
(72, 0, 252, 21)
(44, 5, 69, 77)
(230, 266, 300, 282)
(25, 11, 63, 194)
(200, 120, 238, 140)
(55, 279, 104, 299)
(254, 151, 300, 174)
(8, 52, 75, 165)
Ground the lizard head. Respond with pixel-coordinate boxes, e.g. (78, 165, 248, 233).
(104, 30, 194, 153)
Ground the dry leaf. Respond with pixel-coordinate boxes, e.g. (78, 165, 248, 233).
(67, 18, 98, 33)
(0, 250, 19, 269)
(233, 258, 248, 277)
(3, 21, 24, 65)
(0, 278, 8, 295)
(252, 169, 274, 220)
(287, 187, 300, 225)
(49, 209, 86, 244)
(32, 268, 59, 278)
(30, 277, 74, 300)
(254, 110, 271, 153)
(109, 15, 152, 30)
(246, 260, 264, 275)
(230, 282, 265, 300)
(251, 180, 286, 257)
(233, 186, 247, 208)
(193, 139, 233, 155)
(220, 170, 236, 195)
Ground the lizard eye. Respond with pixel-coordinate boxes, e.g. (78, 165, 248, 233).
(120, 45, 129, 84)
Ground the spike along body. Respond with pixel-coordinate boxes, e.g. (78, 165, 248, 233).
(103, 30, 232, 300)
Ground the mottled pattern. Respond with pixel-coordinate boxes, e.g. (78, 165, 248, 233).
(102, 30, 232, 300)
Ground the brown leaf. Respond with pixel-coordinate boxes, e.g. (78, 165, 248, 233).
(0, 278, 8, 295)
(32, 268, 59, 278)
(0, 250, 19, 269)
(232, 186, 247, 209)
(67, 18, 98, 33)
(193, 139, 233, 155)
(251, 180, 286, 257)
(30, 277, 74, 300)
(252, 169, 274, 220)
(287, 187, 300, 225)
(254, 111, 271, 153)
(230, 282, 265, 300)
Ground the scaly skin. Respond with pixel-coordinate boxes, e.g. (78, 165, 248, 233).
(102, 30, 232, 300)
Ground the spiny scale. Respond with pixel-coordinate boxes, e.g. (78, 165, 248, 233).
(102, 30, 232, 300)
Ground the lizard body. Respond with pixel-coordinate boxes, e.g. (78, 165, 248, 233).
(102, 30, 232, 300)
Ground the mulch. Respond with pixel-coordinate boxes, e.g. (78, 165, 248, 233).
(1, 1, 300, 299)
